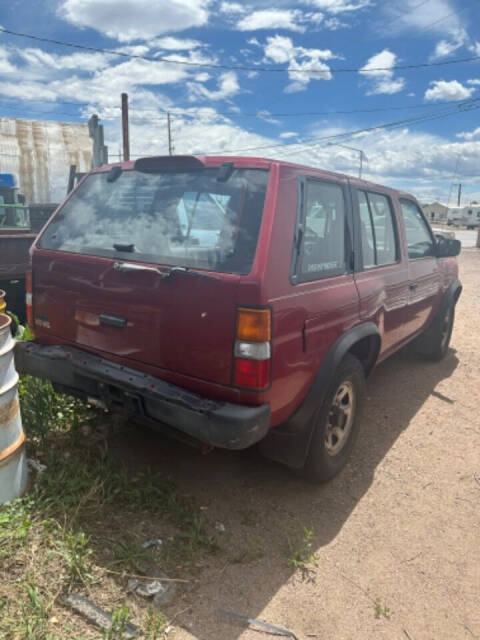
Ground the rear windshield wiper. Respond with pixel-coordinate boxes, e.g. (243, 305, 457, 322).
(161, 266, 220, 281)
(113, 261, 219, 281)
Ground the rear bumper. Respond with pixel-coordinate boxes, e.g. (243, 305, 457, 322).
(14, 342, 270, 450)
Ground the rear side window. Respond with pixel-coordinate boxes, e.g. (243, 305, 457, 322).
(293, 179, 348, 282)
(38, 168, 269, 275)
(357, 190, 398, 268)
(399, 199, 435, 259)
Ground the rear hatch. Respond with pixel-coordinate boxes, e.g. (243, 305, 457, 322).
(32, 157, 269, 386)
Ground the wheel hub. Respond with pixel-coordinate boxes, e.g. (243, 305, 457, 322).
(325, 381, 356, 456)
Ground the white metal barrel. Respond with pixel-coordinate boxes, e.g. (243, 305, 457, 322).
(0, 313, 28, 504)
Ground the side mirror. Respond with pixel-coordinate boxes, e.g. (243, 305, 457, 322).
(436, 236, 461, 257)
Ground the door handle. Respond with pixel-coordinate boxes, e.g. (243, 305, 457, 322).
(409, 282, 418, 291)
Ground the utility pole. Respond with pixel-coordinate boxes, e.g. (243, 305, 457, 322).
(167, 112, 173, 156)
(451, 183, 462, 207)
(121, 92, 130, 161)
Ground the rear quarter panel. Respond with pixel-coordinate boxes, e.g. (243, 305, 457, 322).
(254, 165, 360, 426)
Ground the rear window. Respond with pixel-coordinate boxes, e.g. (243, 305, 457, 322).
(39, 167, 269, 275)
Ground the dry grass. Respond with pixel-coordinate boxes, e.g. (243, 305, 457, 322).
(0, 377, 219, 639)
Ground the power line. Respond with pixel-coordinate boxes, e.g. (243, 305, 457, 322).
(0, 92, 478, 121)
(205, 101, 479, 155)
(1, 26, 480, 74)
(139, 98, 480, 121)
(278, 108, 479, 159)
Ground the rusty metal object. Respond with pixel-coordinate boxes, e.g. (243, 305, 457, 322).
(0, 289, 5, 313)
(0, 313, 28, 504)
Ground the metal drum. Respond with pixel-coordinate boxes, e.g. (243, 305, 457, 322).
(0, 290, 5, 314)
(0, 313, 28, 504)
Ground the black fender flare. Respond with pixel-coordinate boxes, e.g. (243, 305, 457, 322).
(415, 279, 462, 352)
(259, 322, 380, 469)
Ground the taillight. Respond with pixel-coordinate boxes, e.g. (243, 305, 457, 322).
(25, 269, 33, 327)
(233, 307, 272, 390)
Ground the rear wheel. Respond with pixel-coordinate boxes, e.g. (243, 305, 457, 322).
(299, 354, 365, 484)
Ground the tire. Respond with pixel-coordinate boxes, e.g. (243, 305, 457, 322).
(417, 304, 455, 361)
(299, 354, 365, 484)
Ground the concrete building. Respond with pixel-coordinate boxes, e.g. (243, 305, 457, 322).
(0, 118, 92, 203)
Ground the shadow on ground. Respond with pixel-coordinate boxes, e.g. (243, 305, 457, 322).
(106, 346, 458, 639)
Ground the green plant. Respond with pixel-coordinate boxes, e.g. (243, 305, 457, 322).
(287, 525, 318, 575)
(232, 539, 264, 564)
(111, 538, 152, 574)
(18, 375, 92, 446)
(145, 608, 167, 639)
(102, 605, 132, 640)
(374, 599, 391, 620)
(55, 528, 93, 586)
(20, 583, 50, 640)
(0, 498, 33, 557)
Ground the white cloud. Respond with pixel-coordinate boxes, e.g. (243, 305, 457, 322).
(187, 71, 240, 101)
(359, 49, 405, 94)
(324, 17, 349, 29)
(306, 0, 371, 13)
(280, 131, 298, 138)
(220, 1, 245, 13)
(0, 46, 17, 75)
(456, 127, 480, 141)
(431, 37, 463, 60)
(19, 47, 111, 72)
(467, 78, 480, 86)
(236, 9, 306, 32)
(378, 0, 467, 59)
(263, 35, 336, 92)
(151, 37, 203, 51)
(281, 125, 480, 202)
(424, 80, 475, 101)
(58, 0, 211, 41)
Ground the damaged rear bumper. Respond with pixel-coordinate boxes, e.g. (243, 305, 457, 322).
(14, 342, 270, 450)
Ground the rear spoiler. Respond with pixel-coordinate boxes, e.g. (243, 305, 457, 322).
(134, 155, 205, 173)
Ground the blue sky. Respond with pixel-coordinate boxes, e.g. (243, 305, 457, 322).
(0, 0, 479, 202)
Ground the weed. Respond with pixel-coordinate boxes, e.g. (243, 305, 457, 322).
(102, 605, 132, 639)
(0, 498, 33, 557)
(145, 608, 168, 639)
(20, 583, 50, 640)
(287, 525, 318, 575)
(111, 538, 152, 574)
(1, 375, 216, 637)
(55, 528, 93, 586)
(374, 599, 391, 619)
(18, 375, 93, 446)
(232, 539, 264, 564)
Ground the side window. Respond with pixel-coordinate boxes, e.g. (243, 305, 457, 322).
(357, 190, 398, 268)
(294, 179, 347, 281)
(358, 191, 375, 268)
(368, 192, 397, 265)
(400, 199, 435, 259)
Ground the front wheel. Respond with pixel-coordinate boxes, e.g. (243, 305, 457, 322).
(299, 354, 365, 484)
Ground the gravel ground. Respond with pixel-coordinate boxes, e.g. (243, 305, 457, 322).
(113, 249, 480, 640)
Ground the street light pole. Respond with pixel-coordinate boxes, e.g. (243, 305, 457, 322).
(327, 142, 364, 179)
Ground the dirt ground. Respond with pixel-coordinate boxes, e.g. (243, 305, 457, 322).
(110, 249, 480, 640)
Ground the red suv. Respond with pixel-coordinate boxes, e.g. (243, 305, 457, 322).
(15, 156, 461, 482)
